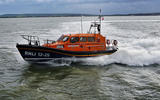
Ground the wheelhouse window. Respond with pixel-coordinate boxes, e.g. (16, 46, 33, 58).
(80, 37, 87, 42)
(70, 37, 79, 43)
(88, 37, 95, 42)
(62, 36, 69, 42)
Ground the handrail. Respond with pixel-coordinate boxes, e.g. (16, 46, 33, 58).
(21, 35, 40, 46)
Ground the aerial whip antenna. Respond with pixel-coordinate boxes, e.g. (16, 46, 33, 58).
(99, 9, 102, 34)
(81, 15, 83, 33)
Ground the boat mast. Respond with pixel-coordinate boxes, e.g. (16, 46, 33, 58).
(99, 9, 102, 34)
(81, 15, 83, 33)
(88, 9, 102, 34)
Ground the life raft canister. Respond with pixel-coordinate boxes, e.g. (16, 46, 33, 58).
(106, 39, 110, 45)
(113, 40, 118, 46)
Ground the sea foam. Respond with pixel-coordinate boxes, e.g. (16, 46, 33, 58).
(66, 20, 160, 66)
(15, 19, 160, 66)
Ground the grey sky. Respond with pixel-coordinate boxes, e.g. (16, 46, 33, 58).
(0, 0, 159, 14)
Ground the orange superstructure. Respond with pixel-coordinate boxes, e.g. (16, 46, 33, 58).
(43, 33, 107, 52)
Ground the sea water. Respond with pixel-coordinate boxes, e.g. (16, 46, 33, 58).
(0, 16, 160, 100)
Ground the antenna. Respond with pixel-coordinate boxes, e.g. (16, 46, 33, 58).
(81, 16, 83, 33)
(99, 9, 102, 34)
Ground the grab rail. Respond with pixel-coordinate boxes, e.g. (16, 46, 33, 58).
(21, 35, 40, 46)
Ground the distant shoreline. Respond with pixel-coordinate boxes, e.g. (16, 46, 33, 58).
(0, 13, 160, 18)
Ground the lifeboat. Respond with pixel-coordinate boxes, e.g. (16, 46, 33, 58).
(16, 14, 118, 62)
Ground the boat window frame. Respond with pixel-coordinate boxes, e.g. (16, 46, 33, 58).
(88, 37, 95, 42)
(80, 37, 87, 42)
(62, 36, 69, 42)
(70, 37, 79, 43)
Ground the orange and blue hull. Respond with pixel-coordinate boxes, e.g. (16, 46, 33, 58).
(16, 44, 117, 62)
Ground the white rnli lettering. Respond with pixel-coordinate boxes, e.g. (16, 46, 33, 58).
(25, 51, 36, 56)
(25, 51, 50, 57)
(38, 52, 50, 57)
